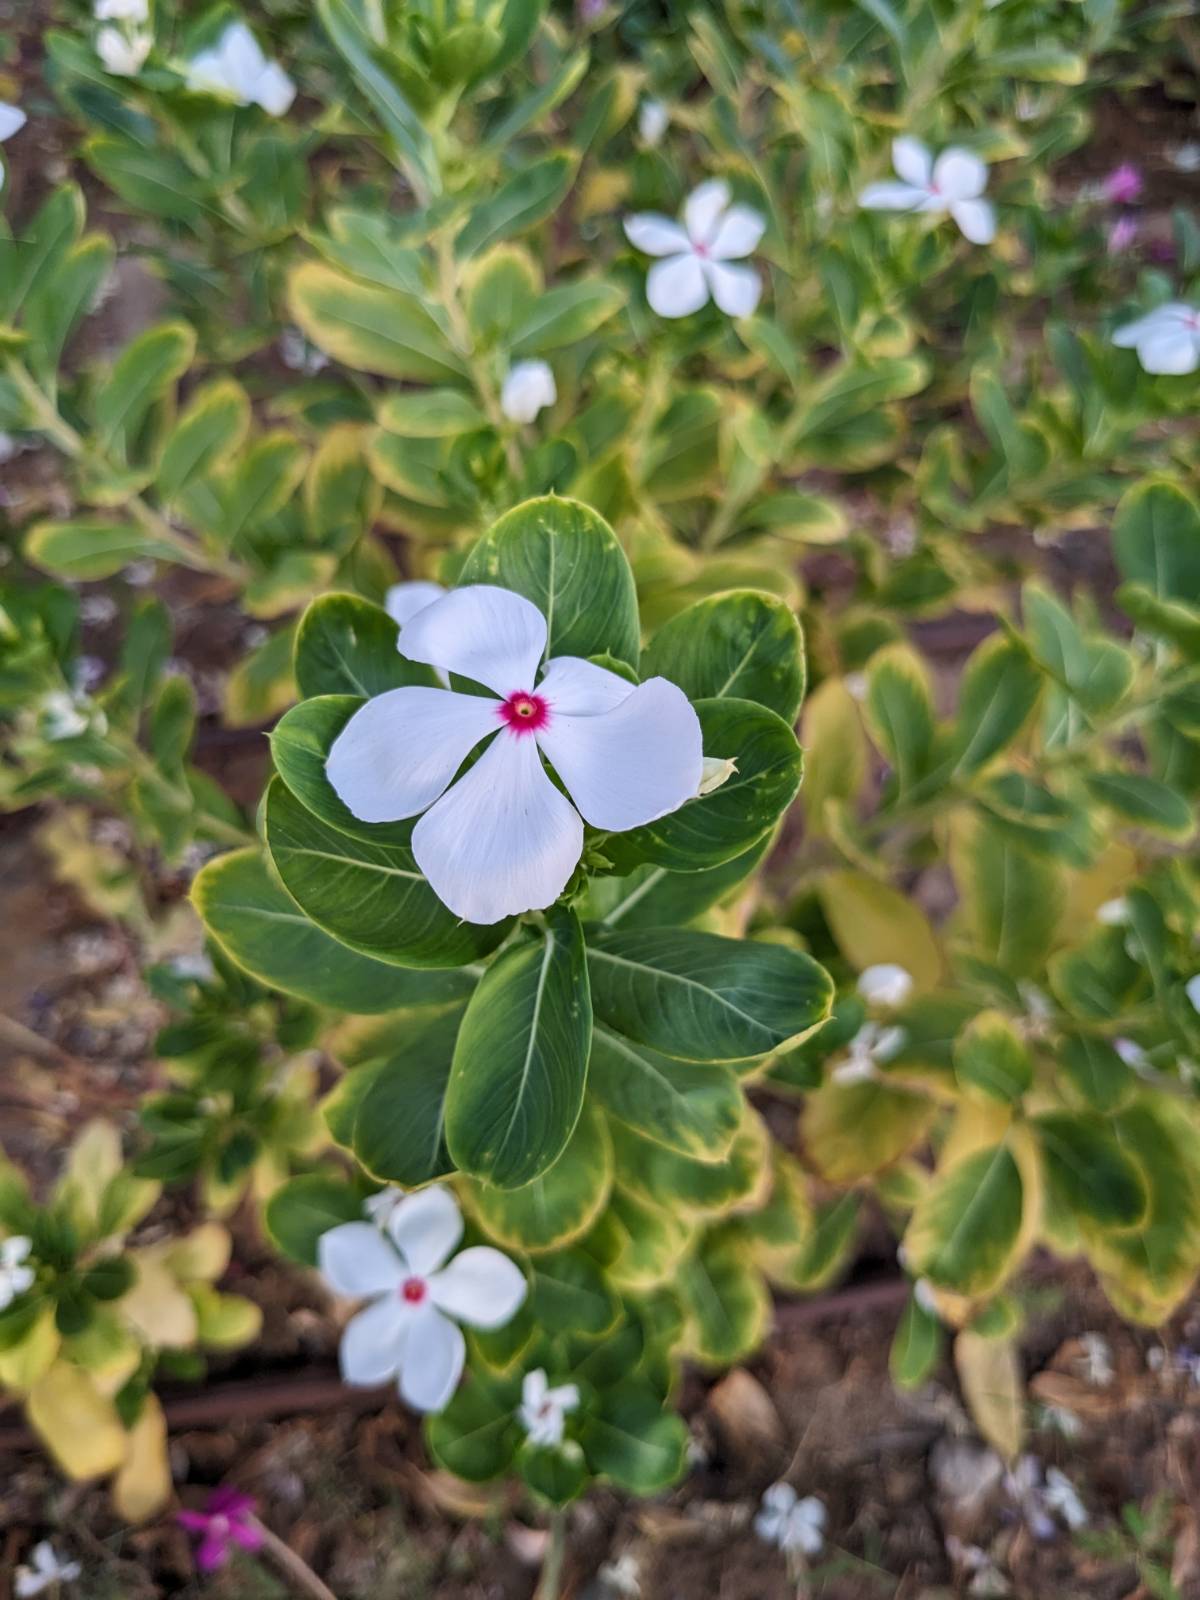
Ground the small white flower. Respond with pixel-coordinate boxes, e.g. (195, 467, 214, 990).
(598, 1553, 641, 1598)
(1113, 1037, 1150, 1073)
(518, 1368, 580, 1448)
(186, 22, 296, 116)
(38, 691, 92, 742)
(913, 1278, 939, 1317)
(857, 963, 913, 1009)
(638, 98, 669, 147)
(1113, 303, 1200, 375)
(95, 0, 149, 18)
(859, 138, 995, 244)
(832, 1020, 907, 1084)
(96, 25, 151, 75)
(168, 951, 216, 982)
(844, 671, 868, 702)
(755, 1482, 826, 1558)
(318, 1187, 526, 1413)
(0, 101, 27, 192)
(1169, 143, 1200, 173)
(326, 585, 703, 925)
(624, 179, 765, 319)
(279, 327, 329, 375)
(1095, 896, 1129, 926)
(0, 1236, 35, 1310)
(15, 1541, 80, 1597)
(363, 1186, 405, 1227)
(1079, 1331, 1114, 1387)
(697, 756, 737, 796)
(1185, 974, 1200, 1014)
(1043, 1467, 1087, 1530)
(1037, 1403, 1081, 1439)
(500, 360, 556, 424)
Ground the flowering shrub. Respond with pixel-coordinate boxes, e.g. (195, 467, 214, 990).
(1, 0, 1199, 1590)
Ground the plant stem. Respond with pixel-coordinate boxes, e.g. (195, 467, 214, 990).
(250, 1518, 341, 1600)
(433, 234, 523, 478)
(534, 1509, 568, 1600)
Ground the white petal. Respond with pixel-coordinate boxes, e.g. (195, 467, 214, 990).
(684, 178, 730, 246)
(253, 62, 296, 116)
(1138, 326, 1200, 375)
(385, 1186, 463, 1275)
(385, 580, 446, 628)
(500, 359, 556, 423)
(932, 147, 987, 200)
(0, 103, 27, 142)
(326, 686, 501, 824)
(1113, 308, 1198, 349)
(859, 180, 927, 211)
(646, 253, 709, 318)
(1186, 974, 1200, 1013)
(399, 1305, 465, 1411)
(398, 584, 546, 697)
(220, 22, 266, 95)
(857, 963, 914, 1007)
(892, 136, 932, 187)
(318, 1221, 403, 1298)
(950, 197, 995, 245)
(707, 204, 766, 260)
(536, 675, 703, 832)
(704, 259, 762, 318)
(413, 731, 583, 923)
(623, 213, 691, 257)
(537, 656, 634, 715)
(339, 1295, 409, 1385)
(428, 1246, 527, 1328)
(186, 49, 233, 98)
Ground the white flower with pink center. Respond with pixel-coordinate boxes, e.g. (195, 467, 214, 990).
(0, 102, 26, 193)
(859, 138, 995, 244)
(326, 584, 703, 925)
(318, 1186, 525, 1414)
(623, 179, 765, 319)
(1113, 303, 1200, 375)
(518, 1368, 580, 1448)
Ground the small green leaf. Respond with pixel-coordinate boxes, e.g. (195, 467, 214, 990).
(641, 590, 805, 723)
(954, 1011, 1033, 1104)
(264, 1174, 364, 1266)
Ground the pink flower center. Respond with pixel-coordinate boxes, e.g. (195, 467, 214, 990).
(401, 1276, 427, 1304)
(210, 1515, 230, 1536)
(499, 691, 549, 733)
(694, 240, 710, 258)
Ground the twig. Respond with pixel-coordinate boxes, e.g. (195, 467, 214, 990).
(251, 1518, 341, 1600)
(534, 1508, 568, 1600)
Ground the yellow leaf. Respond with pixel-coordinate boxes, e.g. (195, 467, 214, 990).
(189, 1285, 263, 1351)
(955, 1330, 1024, 1463)
(63, 1309, 142, 1394)
(817, 869, 942, 989)
(1057, 839, 1139, 943)
(0, 1305, 60, 1391)
(57, 1120, 122, 1230)
(112, 1394, 171, 1523)
(27, 1363, 127, 1479)
(120, 1254, 198, 1348)
(800, 679, 867, 836)
(802, 1080, 934, 1182)
(161, 1223, 231, 1284)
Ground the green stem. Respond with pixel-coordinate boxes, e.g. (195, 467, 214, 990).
(433, 235, 522, 478)
(533, 1510, 568, 1600)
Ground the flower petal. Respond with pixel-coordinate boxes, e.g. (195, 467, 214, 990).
(707, 204, 766, 260)
(892, 136, 932, 187)
(339, 1294, 409, 1385)
(318, 1221, 403, 1298)
(646, 253, 709, 318)
(398, 584, 546, 697)
(412, 732, 584, 923)
(536, 675, 703, 831)
(1138, 326, 1200, 374)
(186, 49, 230, 97)
(0, 103, 27, 142)
(538, 656, 634, 716)
(950, 197, 995, 244)
(196, 1535, 231, 1573)
(704, 259, 762, 318)
(399, 1305, 465, 1412)
(220, 22, 266, 93)
(623, 213, 691, 257)
(932, 147, 987, 200)
(684, 178, 730, 245)
(385, 580, 446, 628)
(253, 62, 296, 116)
(428, 1246, 527, 1328)
(229, 1522, 265, 1553)
(385, 1186, 463, 1275)
(326, 686, 500, 823)
(859, 180, 927, 211)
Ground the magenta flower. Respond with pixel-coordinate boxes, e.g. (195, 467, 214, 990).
(1102, 163, 1143, 205)
(177, 1489, 263, 1573)
(1106, 215, 1139, 254)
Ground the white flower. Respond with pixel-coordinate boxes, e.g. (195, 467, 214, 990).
(1043, 1467, 1087, 1530)
(97, 25, 151, 75)
(598, 1553, 641, 1598)
(0, 1236, 35, 1310)
(1186, 974, 1200, 1014)
(1114, 1037, 1150, 1073)
(318, 1186, 525, 1413)
(501, 360, 556, 424)
(38, 691, 92, 741)
(844, 671, 868, 702)
(186, 23, 296, 116)
(95, 0, 149, 18)
(1169, 142, 1200, 173)
(1079, 1331, 1114, 1387)
(754, 1483, 826, 1558)
(363, 1186, 405, 1227)
(1038, 1402, 1081, 1439)
(326, 585, 703, 925)
(859, 138, 996, 245)
(1113, 303, 1200, 375)
(857, 963, 913, 1008)
(383, 580, 446, 629)
(1095, 896, 1129, 926)
(638, 98, 668, 147)
(831, 1021, 906, 1084)
(518, 1368, 580, 1448)
(624, 179, 765, 319)
(0, 102, 26, 191)
(279, 327, 329, 374)
(15, 1542, 80, 1597)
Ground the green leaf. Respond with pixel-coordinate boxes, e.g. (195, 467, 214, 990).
(83, 136, 208, 223)
(1083, 772, 1193, 837)
(1032, 1112, 1147, 1233)
(465, 1102, 612, 1253)
(587, 838, 772, 931)
(446, 909, 592, 1188)
(905, 1143, 1026, 1298)
(953, 816, 1063, 978)
(264, 1173, 363, 1266)
(586, 927, 832, 1063)
(1117, 583, 1200, 659)
(24, 519, 180, 580)
(954, 1011, 1033, 1104)
(350, 1005, 466, 1184)
(458, 496, 639, 667)
(455, 153, 576, 259)
(581, 1381, 687, 1493)
(376, 388, 485, 438)
(802, 1080, 934, 1182)
(288, 262, 465, 383)
(863, 643, 935, 792)
(426, 1374, 519, 1481)
(511, 280, 624, 356)
(24, 235, 113, 379)
(952, 637, 1041, 775)
(1059, 1034, 1136, 1114)
(817, 870, 942, 989)
(156, 379, 251, 503)
(641, 590, 805, 723)
(532, 1248, 619, 1338)
(0, 184, 84, 325)
(677, 1231, 770, 1366)
(93, 322, 195, 459)
(520, 1441, 588, 1507)
(588, 1026, 742, 1159)
(1113, 479, 1200, 605)
(611, 1110, 769, 1218)
(293, 592, 438, 699)
(890, 1292, 941, 1390)
(263, 778, 509, 968)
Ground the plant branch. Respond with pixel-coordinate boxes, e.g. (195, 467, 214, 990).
(533, 1508, 568, 1600)
(434, 235, 523, 477)
(251, 1519, 341, 1600)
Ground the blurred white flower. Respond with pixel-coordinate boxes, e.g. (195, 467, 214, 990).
(832, 1020, 906, 1084)
(38, 690, 102, 742)
(0, 101, 27, 192)
(278, 327, 329, 374)
(598, 1553, 642, 1598)
(95, 0, 149, 18)
(755, 1482, 826, 1557)
(97, 25, 151, 75)
(1079, 1331, 1114, 1387)
(859, 138, 995, 244)
(857, 963, 913, 1008)
(1037, 1402, 1081, 1438)
(844, 671, 868, 701)
(318, 1186, 526, 1412)
(1168, 142, 1200, 173)
(363, 1187, 406, 1227)
(0, 1236, 35, 1310)
(15, 1542, 81, 1598)
(1113, 303, 1200, 375)
(1114, 1037, 1150, 1074)
(913, 1278, 939, 1317)
(1186, 974, 1200, 1013)
(1095, 896, 1129, 925)
(625, 179, 765, 319)
(518, 1368, 580, 1448)
(186, 22, 296, 116)
(500, 359, 556, 424)
(1043, 1467, 1087, 1530)
(638, 98, 669, 147)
